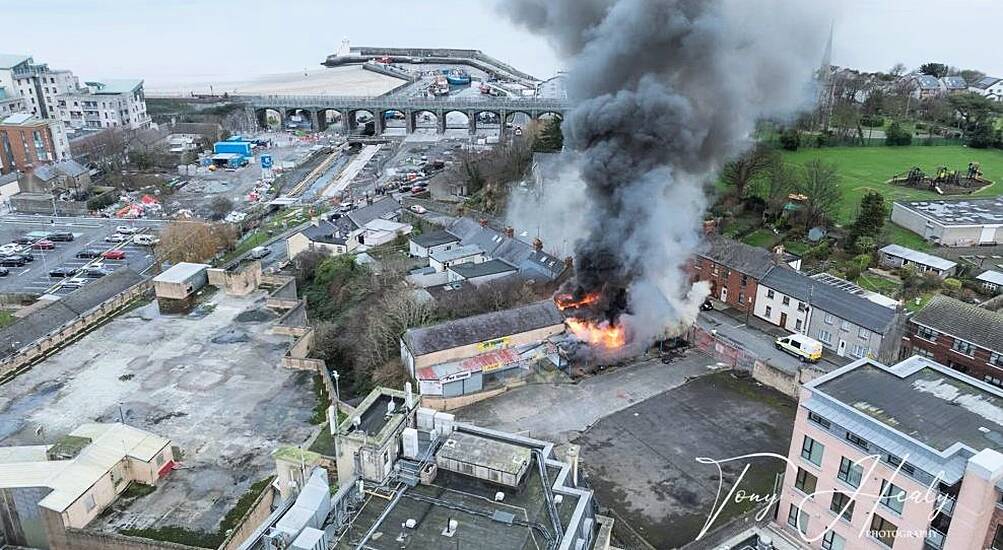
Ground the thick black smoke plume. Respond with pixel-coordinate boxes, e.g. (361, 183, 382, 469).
(503, 0, 827, 342)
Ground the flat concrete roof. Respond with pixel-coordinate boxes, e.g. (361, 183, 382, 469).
(814, 357, 1003, 454)
(153, 262, 209, 284)
(895, 197, 1003, 226)
(437, 431, 532, 477)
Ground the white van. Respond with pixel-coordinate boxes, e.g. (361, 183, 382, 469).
(775, 334, 823, 363)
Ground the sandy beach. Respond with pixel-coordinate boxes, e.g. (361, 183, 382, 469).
(146, 65, 403, 97)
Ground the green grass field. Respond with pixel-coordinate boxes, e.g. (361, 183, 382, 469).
(781, 146, 1003, 223)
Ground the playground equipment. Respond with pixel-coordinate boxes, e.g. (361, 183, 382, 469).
(887, 162, 992, 194)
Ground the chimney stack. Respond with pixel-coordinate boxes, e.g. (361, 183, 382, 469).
(702, 218, 718, 235)
(504, 226, 514, 238)
(564, 256, 574, 268)
(533, 238, 543, 252)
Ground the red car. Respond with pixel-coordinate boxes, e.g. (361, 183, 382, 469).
(31, 240, 55, 250)
(102, 250, 126, 260)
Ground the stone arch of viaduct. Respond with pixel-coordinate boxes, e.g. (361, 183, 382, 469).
(249, 97, 568, 136)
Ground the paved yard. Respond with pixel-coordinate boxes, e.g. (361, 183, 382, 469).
(575, 371, 796, 549)
(458, 350, 723, 445)
(0, 291, 314, 534)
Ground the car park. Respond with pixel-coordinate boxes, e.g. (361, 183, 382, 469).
(30, 240, 55, 250)
(49, 267, 78, 278)
(133, 234, 159, 246)
(76, 249, 103, 259)
(0, 243, 22, 255)
(105, 234, 128, 243)
(48, 231, 74, 242)
(13, 254, 34, 263)
(102, 250, 126, 260)
(61, 277, 90, 289)
(11, 237, 34, 245)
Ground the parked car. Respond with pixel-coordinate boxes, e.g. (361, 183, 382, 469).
(0, 256, 26, 267)
(0, 244, 22, 255)
(11, 237, 34, 245)
(81, 267, 111, 278)
(116, 225, 139, 234)
(101, 250, 126, 260)
(76, 249, 103, 259)
(48, 231, 74, 242)
(14, 254, 34, 263)
(30, 240, 55, 250)
(48, 267, 77, 278)
(775, 334, 823, 363)
(61, 277, 90, 289)
(133, 234, 159, 246)
(410, 205, 427, 214)
(105, 234, 128, 243)
(0, 267, 8, 277)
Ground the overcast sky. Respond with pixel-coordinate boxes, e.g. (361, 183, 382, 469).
(4, 0, 1001, 86)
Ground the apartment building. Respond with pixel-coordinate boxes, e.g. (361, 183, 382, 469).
(0, 113, 70, 175)
(776, 355, 1003, 550)
(10, 59, 79, 120)
(900, 294, 1003, 386)
(57, 79, 151, 130)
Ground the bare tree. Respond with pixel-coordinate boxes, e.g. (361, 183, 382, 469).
(156, 221, 236, 264)
(796, 159, 843, 229)
(888, 63, 908, 78)
(721, 145, 779, 198)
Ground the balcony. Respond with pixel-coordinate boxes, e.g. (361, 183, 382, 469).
(924, 527, 946, 549)
(935, 493, 956, 516)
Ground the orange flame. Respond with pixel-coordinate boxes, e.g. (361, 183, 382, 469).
(555, 292, 600, 311)
(566, 318, 627, 348)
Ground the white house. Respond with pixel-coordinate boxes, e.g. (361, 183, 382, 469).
(408, 229, 460, 258)
(429, 244, 484, 272)
(969, 76, 1003, 101)
(754, 270, 812, 334)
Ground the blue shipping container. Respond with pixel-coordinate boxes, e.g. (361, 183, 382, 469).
(213, 141, 252, 156)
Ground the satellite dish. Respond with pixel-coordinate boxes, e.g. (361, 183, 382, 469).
(807, 227, 827, 242)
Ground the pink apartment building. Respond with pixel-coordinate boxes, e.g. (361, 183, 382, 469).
(775, 355, 1003, 550)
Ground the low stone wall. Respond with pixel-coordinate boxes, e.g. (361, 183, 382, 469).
(218, 485, 276, 550)
(57, 530, 202, 550)
(207, 262, 261, 296)
(0, 280, 151, 380)
(420, 385, 511, 411)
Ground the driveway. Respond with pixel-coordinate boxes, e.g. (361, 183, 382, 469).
(457, 350, 722, 444)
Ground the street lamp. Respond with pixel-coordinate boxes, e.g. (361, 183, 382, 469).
(332, 370, 341, 457)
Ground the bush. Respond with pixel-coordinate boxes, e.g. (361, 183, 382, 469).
(845, 264, 863, 281)
(854, 236, 877, 254)
(87, 191, 118, 211)
(885, 122, 913, 146)
(853, 253, 874, 270)
(779, 128, 801, 151)
(943, 278, 962, 291)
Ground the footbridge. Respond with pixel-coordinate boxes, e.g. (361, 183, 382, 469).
(243, 95, 571, 135)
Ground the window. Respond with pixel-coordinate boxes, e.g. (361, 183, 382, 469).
(741, 274, 748, 287)
(796, 319, 803, 331)
(801, 435, 824, 466)
(837, 457, 863, 487)
(859, 327, 870, 339)
(808, 412, 831, 429)
(797, 302, 807, 312)
(952, 339, 975, 356)
(824, 313, 835, 325)
(818, 330, 833, 345)
(869, 514, 897, 548)
(845, 432, 868, 450)
(787, 503, 809, 534)
(851, 344, 868, 359)
(822, 531, 846, 550)
(767, 289, 775, 299)
(830, 492, 855, 521)
(841, 320, 850, 331)
(987, 375, 1003, 388)
(738, 291, 745, 304)
(783, 296, 791, 306)
(992, 525, 1003, 550)
(991, 352, 1002, 368)
(885, 454, 901, 467)
(794, 467, 817, 494)
(765, 306, 773, 317)
(880, 480, 906, 514)
(84, 493, 96, 511)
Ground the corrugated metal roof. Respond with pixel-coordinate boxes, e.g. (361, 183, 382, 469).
(879, 244, 956, 271)
(977, 270, 1003, 286)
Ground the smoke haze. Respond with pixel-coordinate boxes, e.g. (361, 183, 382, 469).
(503, 0, 829, 343)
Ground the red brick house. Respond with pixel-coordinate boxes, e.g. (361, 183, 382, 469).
(902, 295, 1003, 386)
(691, 236, 778, 313)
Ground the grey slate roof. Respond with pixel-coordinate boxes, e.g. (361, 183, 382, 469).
(445, 218, 566, 281)
(300, 218, 354, 246)
(760, 267, 898, 333)
(911, 294, 1003, 352)
(402, 300, 564, 356)
(698, 236, 776, 279)
(411, 229, 460, 248)
(0, 269, 146, 359)
(347, 197, 400, 227)
(449, 259, 517, 279)
(31, 160, 87, 182)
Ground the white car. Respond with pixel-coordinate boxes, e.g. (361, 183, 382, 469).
(0, 244, 22, 255)
(409, 205, 427, 214)
(116, 226, 139, 234)
(105, 234, 128, 243)
(224, 211, 247, 223)
(62, 277, 90, 289)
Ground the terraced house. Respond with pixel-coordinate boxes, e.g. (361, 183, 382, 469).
(901, 295, 1003, 387)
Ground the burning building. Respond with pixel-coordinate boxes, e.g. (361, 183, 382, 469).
(502, 0, 828, 349)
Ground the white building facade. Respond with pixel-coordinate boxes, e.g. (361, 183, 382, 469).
(57, 80, 151, 130)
